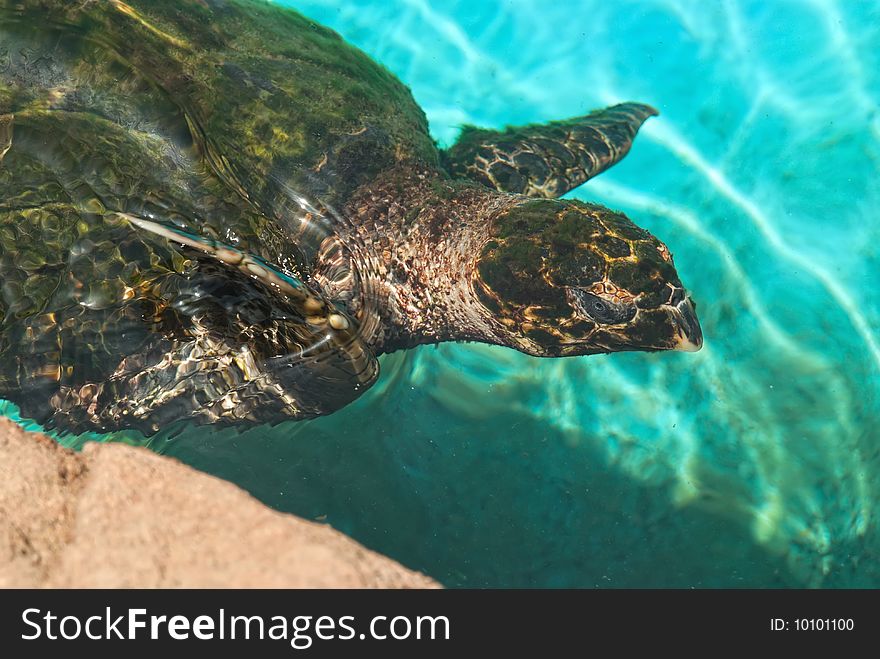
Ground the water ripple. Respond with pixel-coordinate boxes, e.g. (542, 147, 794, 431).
(9, 0, 868, 587)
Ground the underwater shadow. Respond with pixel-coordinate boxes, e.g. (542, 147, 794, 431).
(155, 362, 803, 589)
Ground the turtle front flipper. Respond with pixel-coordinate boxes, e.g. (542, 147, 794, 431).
(442, 102, 657, 198)
(0, 108, 378, 435)
(0, 210, 379, 435)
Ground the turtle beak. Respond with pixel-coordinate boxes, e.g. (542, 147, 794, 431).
(670, 296, 703, 352)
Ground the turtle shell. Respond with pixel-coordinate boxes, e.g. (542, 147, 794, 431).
(0, 0, 431, 433)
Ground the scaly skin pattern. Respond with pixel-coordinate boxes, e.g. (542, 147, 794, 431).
(0, 0, 701, 435)
(442, 103, 658, 198)
(334, 166, 700, 358)
(473, 199, 697, 356)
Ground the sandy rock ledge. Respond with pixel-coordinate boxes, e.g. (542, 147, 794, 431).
(0, 418, 437, 588)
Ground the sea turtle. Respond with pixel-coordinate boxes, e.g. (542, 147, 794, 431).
(0, 0, 702, 435)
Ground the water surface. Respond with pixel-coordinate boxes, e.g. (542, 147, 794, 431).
(5, 0, 879, 587)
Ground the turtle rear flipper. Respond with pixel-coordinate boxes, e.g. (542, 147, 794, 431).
(442, 102, 657, 198)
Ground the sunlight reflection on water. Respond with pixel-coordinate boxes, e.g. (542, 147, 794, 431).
(4, 0, 878, 587)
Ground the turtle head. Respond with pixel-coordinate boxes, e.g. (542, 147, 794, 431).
(473, 199, 702, 356)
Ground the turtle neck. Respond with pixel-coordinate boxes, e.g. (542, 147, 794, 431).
(312, 163, 521, 355)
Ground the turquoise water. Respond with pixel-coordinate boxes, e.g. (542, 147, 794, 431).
(5, 0, 880, 587)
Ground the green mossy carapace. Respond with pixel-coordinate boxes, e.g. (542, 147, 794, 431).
(0, 0, 701, 434)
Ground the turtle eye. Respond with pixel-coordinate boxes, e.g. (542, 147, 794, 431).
(568, 289, 636, 325)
